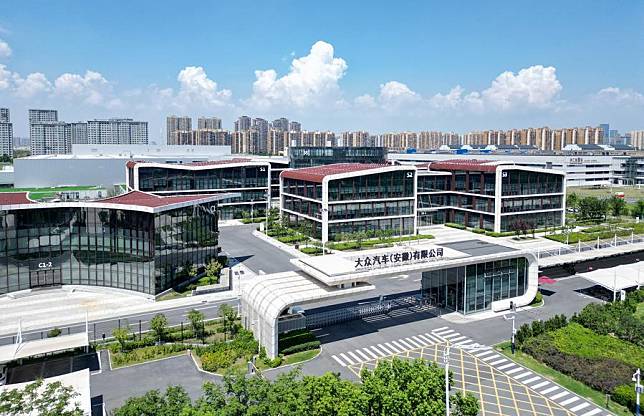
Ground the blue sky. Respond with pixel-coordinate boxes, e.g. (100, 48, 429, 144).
(0, 0, 643, 140)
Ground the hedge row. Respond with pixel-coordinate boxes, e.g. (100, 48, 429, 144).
(281, 340, 321, 355)
(279, 330, 318, 352)
(444, 223, 466, 230)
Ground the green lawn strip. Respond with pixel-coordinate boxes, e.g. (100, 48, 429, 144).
(496, 342, 632, 416)
(636, 302, 644, 320)
(110, 345, 189, 369)
(156, 289, 189, 301)
(255, 348, 321, 371)
(0, 185, 102, 193)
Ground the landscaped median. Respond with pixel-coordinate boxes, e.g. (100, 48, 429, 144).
(496, 289, 644, 415)
(546, 221, 644, 244)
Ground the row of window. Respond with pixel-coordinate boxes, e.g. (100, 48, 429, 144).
(137, 166, 269, 192)
(501, 196, 563, 213)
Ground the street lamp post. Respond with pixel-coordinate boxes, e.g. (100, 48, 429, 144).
(443, 342, 450, 416)
(633, 368, 642, 416)
(504, 313, 517, 354)
(637, 258, 641, 290)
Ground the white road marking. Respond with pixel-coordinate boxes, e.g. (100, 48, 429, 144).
(570, 402, 590, 412)
(395, 339, 413, 349)
(521, 376, 541, 385)
(339, 353, 355, 365)
(531, 381, 549, 389)
(377, 344, 394, 355)
(362, 348, 379, 360)
(424, 333, 443, 343)
(513, 371, 533, 380)
(434, 329, 455, 336)
(370, 345, 387, 357)
(482, 354, 501, 361)
(475, 350, 495, 358)
(488, 358, 507, 366)
(580, 408, 602, 416)
(404, 337, 421, 348)
(416, 334, 435, 344)
(559, 396, 579, 406)
(540, 386, 559, 395)
(347, 351, 362, 363)
(450, 335, 467, 343)
(497, 363, 515, 370)
(433, 326, 449, 332)
(386, 342, 402, 353)
(411, 335, 429, 346)
(331, 355, 347, 367)
(442, 333, 459, 339)
(355, 349, 370, 361)
(505, 367, 522, 375)
(550, 391, 569, 400)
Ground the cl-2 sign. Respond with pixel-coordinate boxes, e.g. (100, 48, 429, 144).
(38, 261, 53, 269)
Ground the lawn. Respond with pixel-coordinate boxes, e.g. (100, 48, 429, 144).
(496, 342, 631, 416)
(255, 348, 321, 371)
(636, 302, 644, 320)
(572, 186, 644, 200)
(0, 185, 105, 201)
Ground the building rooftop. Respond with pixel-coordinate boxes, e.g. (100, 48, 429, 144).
(428, 159, 513, 173)
(280, 163, 392, 183)
(0, 190, 236, 213)
(126, 158, 256, 169)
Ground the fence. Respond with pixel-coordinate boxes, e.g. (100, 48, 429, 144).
(537, 232, 644, 260)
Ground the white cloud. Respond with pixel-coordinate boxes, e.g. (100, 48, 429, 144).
(378, 81, 419, 107)
(248, 40, 347, 109)
(0, 64, 11, 89)
(0, 39, 11, 58)
(13, 72, 51, 98)
(354, 94, 377, 108)
(175, 66, 231, 106)
(54, 70, 119, 107)
(481, 65, 562, 109)
(593, 87, 644, 106)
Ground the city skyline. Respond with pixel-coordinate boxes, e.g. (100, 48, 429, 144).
(0, 1, 643, 138)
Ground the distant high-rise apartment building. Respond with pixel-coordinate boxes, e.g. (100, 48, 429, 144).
(252, 118, 269, 154)
(342, 131, 370, 147)
(198, 116, 222, 130)
(0, 108, 13, 157)
(68, 122, 88, 145)
(272, 118, 289, 132)
(288, 121, 301, 132)
(267, 129, 287, 155)
(379, 132, 418, 151)
(30, 122, 70, 155)
(232, 129, 261, 154)
(630, 131, 644, 150)
(29, 109, 58, 124)
(234, 116, 252, 132)
(88, 119, 148, 145)
(166, 115, 191, 144)
(599, 123, 609, 144)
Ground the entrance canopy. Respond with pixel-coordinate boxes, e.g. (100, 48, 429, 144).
(577, 263, 642, 291)
(0, 332, 89, 365)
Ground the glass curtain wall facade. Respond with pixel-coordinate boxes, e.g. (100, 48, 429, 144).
(0, 203, 219, 295)
(421, 257, 528, 314)
(289, 147, 387, 169)
(134, 165, 269, 220)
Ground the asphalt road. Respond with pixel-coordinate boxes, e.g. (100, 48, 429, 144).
(219, 224, 297, 274)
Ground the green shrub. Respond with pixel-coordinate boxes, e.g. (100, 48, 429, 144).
(263, 355, 283, 368)
(279, 330, 318, 352)
(612, 384, 637, 411)
(471, 228, 486, 234)
(300, 247, 323, 255)
(445, 223, 466, 230)
(111, 344, 189, 368)
(531, 291, 543, 305)
(485, 231, 515, 237)
(47, 328, 62, 338)
(277, 234, 308, 244)
(200, 350, 237, 372)
(280, 340, 321, 355)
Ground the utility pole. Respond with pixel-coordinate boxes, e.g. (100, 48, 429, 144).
(634, 368, 642, 416)
(443, 342, 450, 416)
(504, 311, 517, 354)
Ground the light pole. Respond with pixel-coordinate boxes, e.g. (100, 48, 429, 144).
(321, 208, 328, 255)
(637, 258, 641, 290)
(443, 341, 450, 416)
(504, 313, 517, 354)
(634, 368, 642, 416)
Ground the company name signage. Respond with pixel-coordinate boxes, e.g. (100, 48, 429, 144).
(353, 247, 444, 270)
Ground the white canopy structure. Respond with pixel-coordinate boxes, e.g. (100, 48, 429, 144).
(577, 263, 643, 292)
(0, 332, 89, 365)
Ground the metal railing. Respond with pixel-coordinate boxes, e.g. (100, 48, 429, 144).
(537, 232, 644, 259)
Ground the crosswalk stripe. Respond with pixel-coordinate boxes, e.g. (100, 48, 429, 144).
(452, 338, 471, 346)
(450, 335, 467, 342)
(531, 381, 549, 389)
(347, 351, 362, 363)
(433, 328, 454, 336)
(424, 333, 443, 343)
(514, 371, 532, 380)
(404, 337, 421, 348)
(580, 408, 602, 416)
(559, 396, 579, 406)
(331, 355, 347, 367)
(482, 354, 501, 361)
(497, 363, 515, 370)
(505, 367, 522, 375)
(550, 391, 569, 400)
(540, 386, 559, 395)
(442, 333, 459, 339)
(377, 344, 394, 355)
(394, 339, 412, 349)
(475, 350, 495, 358)
(362, 348, 379, 360)
(411, 335, 430, 346)
(570, 402, 590, 412)
(387, 342, 402, 353)
(521, 376, 541, 384)
(339, 353, 355, 365)
(489, 358, 507, 366)
(433, 326, 449, 332)
(371, 345, 387, 356)
(355, 349, 370, 361)
(416, 334, 435, 345)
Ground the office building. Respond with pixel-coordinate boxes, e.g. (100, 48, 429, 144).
(289, 146, 387, 168)
(0, 108, 13, 158)
(0, 191, 229, 297)
(127, 159, 270, 220)
(416, 160, 565, 232)
(198, 117, 222, 130)
(87, 119, 148, 145)
(280, 164, 417, 241)
(234, 116, 252, 132)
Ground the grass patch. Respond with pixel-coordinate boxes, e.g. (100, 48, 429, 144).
(636, 302, 644, 320)
(110, 344, 189, 369)
(156, 289, 189, 301)
(282, 348, 319, 365)
(327, 234, 435, 251)
(496, 342, 631, 416)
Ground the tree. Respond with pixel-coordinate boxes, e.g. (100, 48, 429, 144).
(608, 195, 627, 217)
(451, 391, 480, 416)
(631, 200, 644, 219)
(150, 313, 168, 343)
(0, 379, 83, 416)
(187, 309, 204, 341)
(566, 192, 579, 212)
(112, 327, 131, 351)
(218, 303, 238, 341)
(114, 386, 191, 416)
(204, 259, 222, 285)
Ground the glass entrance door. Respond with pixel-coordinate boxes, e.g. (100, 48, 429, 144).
(29, 268, 62, 288)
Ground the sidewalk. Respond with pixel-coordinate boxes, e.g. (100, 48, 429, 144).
(251, 229, 310, 258)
